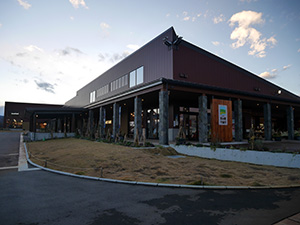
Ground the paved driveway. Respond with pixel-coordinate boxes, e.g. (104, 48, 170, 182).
(0, 131, 20, 169)
(0, 132, 300, 225)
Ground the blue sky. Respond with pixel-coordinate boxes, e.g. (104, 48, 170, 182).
(0, 0, 300, 115)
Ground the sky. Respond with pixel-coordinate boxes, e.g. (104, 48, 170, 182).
(0, 0, 300, 115)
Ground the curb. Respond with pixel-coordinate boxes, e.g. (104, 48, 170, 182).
(24, 140, 300, 190)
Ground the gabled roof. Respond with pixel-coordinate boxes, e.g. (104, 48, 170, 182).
(173, 36, 300, 103)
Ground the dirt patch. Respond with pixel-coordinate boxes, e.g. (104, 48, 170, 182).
(27, 138, 300, 186)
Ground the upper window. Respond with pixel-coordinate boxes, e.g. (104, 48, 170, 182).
(89, 91, 96, 103)
(130, 66, 144, 88)
(129, 71, 136, 88)
(136, 66, 144, 85)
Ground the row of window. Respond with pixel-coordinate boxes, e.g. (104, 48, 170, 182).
(89, 66, 144, 103)
(97, 85, 109, 98)
(110, 74, 128, 92)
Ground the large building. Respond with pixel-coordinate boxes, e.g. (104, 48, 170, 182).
(26, 27, 300, 144)
(4, 102, 63, 130)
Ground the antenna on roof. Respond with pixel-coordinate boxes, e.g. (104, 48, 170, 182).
(163, 35, 183, 50)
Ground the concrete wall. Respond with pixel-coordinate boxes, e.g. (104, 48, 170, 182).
(28, 132, 75, 141)
(171, 144, 300, 169)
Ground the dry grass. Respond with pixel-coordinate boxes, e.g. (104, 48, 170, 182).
(27, 138, 300, 186)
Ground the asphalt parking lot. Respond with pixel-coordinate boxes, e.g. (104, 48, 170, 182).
(0, 131, 300, 225)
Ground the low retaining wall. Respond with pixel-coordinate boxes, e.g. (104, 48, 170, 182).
(170, 144, 300, 169)
(28, 132, 75, 141)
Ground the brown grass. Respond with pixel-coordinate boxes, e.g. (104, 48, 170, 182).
(27, 138, 300, 186)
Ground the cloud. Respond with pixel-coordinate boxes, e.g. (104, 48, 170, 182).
(100, 22, 110, 37)
(24, 45, 43, 52)
(181, 11, 197, 22)
(17, 0, 31, 10)
(100, 22, 110, 30)
(267, 36, 277, 45)
(110, 51, 130, 63)
(0, 23, 2, 28)
(70, 16, 74, 20)
(166, 13, 170, 18)
(98, 51, 130, 63)
(259, 64, 292, 79)
(16, 52, 28, 57)
(283, 64, 291, 70)
(259, 71, 276, 79)
(213, 14, 225, 24)
(127, 44, 140, 51)
(229, 10, 277, 58)
(212, 41, 220, 46)
(298, 48, 300, 53)
(98, 53, 106, 62)
(58, 47, 83, 56)
(34, 80, 56, 94)
(69, 0, 88, 9)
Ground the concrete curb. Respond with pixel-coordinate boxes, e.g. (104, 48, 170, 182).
(23, 140, 300, 190)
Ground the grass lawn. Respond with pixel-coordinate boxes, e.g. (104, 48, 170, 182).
(27, 138, 300, 186)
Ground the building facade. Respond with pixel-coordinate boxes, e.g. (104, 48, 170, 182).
(22, 27, 300, 144)
(4, 102, 63, 130)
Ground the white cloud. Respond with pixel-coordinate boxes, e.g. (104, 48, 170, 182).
(70, 16, 74, 20)
(183, 16, 190, 21)
(259, 65, 291, 79)
(0, 23, 2, 28)
(24, 45, 44, 52)
(166, 13, 170, 18)
(69, 0, 88, 9)
(298, 48, 300, 53)
(267, 36, 277, 45)
(100, 22, 110, 30)
(229, 10, 277, 58)
(213, 14, 225, 24)
(212, 41, 220, 46)
(283, 64, 291, 70)
(17, 0, 31, 10)
(126, 44, 140, 51)
(259, 71, 277, 79)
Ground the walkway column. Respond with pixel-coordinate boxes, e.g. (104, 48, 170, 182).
(88, 110, 94, 139)
(71, 113, 75, 133)
(234, 99, 243, 141)
(57, 118, 61, 133)
(149, 109, 154, 139)
(99, 106, 105, 139)
(112, 103, 119, 139)
(134, 96, 142, 141)
(159, 90, 169, 145)
(264, 103, 272, 140)
(63, 116, 67, 134)
(198, 94, 208, 143)
(287, 106, 294, 140)
(33, 113, 37, 132)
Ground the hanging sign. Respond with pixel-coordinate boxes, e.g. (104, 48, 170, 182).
(218, 105, 228, 125)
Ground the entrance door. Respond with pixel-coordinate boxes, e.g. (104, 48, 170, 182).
(211, 99, 233, 142)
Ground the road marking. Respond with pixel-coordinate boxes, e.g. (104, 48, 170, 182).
(20, 168, 41, 172)
(0, 166, 19, 170)
(8, 153, 19, 156)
